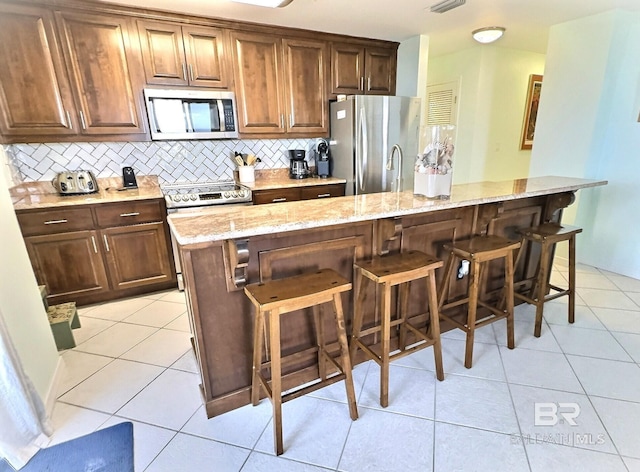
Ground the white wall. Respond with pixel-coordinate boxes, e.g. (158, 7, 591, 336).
(0, 147, 59, 400)
(428, 46, 545, 184)
(530, 10, 640, 278)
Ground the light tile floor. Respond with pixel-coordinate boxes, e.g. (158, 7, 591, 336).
(49, 263, 640, 471)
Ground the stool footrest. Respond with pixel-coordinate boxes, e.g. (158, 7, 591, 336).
(356, 317, 406, 338)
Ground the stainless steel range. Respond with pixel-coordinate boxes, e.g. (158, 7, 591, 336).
(161, 180, 252, 289)
(162, 180, 252, 211)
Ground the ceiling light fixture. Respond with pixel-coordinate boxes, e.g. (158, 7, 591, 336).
(230, 0, 294, 7)
(430, 0, 466, 14)
(472, 26, 506, 44)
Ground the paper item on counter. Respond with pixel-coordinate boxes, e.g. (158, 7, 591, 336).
(152, 99, 187, 133)
(189, 102, 212, 132)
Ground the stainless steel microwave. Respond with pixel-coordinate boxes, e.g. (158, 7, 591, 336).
(143, 88, 239, 140)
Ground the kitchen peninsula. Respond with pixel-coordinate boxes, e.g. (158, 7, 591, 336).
(168, 176, 606, 418)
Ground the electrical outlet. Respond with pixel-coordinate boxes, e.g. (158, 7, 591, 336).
(457, 260, 470, 279)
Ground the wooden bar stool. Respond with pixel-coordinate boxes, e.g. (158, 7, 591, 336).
(439, 235, 521, 369)
(351, 250, 444, 408)
(515, 223, 582, 337)
(244, 268, 358, 456)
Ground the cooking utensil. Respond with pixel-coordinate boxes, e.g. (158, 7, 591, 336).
(234, 155, 245, 167)
(246, 154, 256, 165)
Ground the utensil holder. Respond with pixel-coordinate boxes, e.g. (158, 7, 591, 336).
(239, 165, 255, 184)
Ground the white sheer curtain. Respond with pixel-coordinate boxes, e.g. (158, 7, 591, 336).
(0, 307, 51, 470)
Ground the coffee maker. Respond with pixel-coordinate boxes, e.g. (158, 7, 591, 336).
(314, 138, 331, 178)
(288, 149, 309, 179)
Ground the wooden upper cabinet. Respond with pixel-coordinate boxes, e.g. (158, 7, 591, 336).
(55, 11, 146, 135)
(331, 43, 396, 96)
(331, 43, 364, 95)
(231, 32, 328, 136)
(231, 31, 285, 134)
(0, 4, 77, 137)
(283, 39, 328, 134)
(137, 20, 229, 88)
(365, 47, 397, 95)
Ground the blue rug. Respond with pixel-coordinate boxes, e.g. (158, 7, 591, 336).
(0, 422, 134, 472)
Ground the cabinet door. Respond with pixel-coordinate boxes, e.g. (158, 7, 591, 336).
(137, 20, 189, 86)
(231, 32, 285, 134)
(331, 43, 364, 95)
(0, 4, 77, 138)
(283, 39, 327, 134)
(102, 222, 174, 291)
(56, 12, 146, 135)
(24, 230, 109, 300)
(182, 25, 229, 88)
(364, 47, 397, 95)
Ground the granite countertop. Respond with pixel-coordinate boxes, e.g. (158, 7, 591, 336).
(168, 176, 607, 245)
(238, 168, 346, 191)
(11, 175, 163, 210)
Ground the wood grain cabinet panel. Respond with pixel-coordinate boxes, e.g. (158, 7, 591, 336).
(231, 31, 285, 134)
(252, 187, 301, 205)
(232, 32, 328, 136)
(283, 39, 328, 134)
(24, 230, 110, 300)
(0, 3, 77, 137)
(102, 222, 174, 291)
(56, 11, 146, 135)
(137, 20, 229, 88)
(331, 43, 396, 96)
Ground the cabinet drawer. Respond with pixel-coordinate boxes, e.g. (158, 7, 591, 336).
(95, 200, 164, 227)
(17, 207, 94, 236)
(252, 188, 301, 205)
(300, 183, 345, 200)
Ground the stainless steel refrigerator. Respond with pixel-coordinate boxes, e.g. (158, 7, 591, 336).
(329, 95, 421, 195)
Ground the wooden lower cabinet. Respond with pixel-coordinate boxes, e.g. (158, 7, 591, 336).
(17, 199, 176, 305)
(102, 222, 174, 291)
(24, 230, 110, 301)
(252, 183, 345, 204)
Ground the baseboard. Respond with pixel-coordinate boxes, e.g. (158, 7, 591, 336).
(44, 355, 65, 418)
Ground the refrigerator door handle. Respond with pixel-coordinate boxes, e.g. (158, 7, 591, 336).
(360, 107, 368, 192)
(389, 144, 403, 191)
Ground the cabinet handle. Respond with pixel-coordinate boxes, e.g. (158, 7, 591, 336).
(79, 111, 87, 130)
(360, 76, 364, 91)
(189, 64, 194, 82)
(43, 219, 67, 225)
(65, 111, 72, 130)
(280, 114, 284, 128)
(317, 193, 331, 198)
(182, 63, 187, 81)
(103, 234, 110, 252)
(289, 114, 293, 128)
(91, 235, 98, 254)
(367, 77, 371, 91)
(272, 197, 287, 202)
(119, 212, 140, 217)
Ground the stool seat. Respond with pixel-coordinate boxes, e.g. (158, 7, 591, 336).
(519, 223, 582, 242)
(351, 250, 444, 408)
(439, 235, 520, 368)
(515, 223, 582, 337)
(245, 268, 358, 456)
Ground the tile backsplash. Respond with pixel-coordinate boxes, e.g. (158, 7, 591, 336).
(5, 138, 317, 184)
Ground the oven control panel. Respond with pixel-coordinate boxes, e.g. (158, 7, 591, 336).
(162, 182, 252, 209)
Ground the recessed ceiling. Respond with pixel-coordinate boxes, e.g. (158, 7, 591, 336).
(102, 0, 640, 56)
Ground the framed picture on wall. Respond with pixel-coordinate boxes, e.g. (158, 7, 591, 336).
(520, 74, 543, 150)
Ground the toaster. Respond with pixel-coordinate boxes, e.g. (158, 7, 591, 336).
(52, 171, 99, 195)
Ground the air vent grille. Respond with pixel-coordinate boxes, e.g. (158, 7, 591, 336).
(430, 0, 466, 14)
